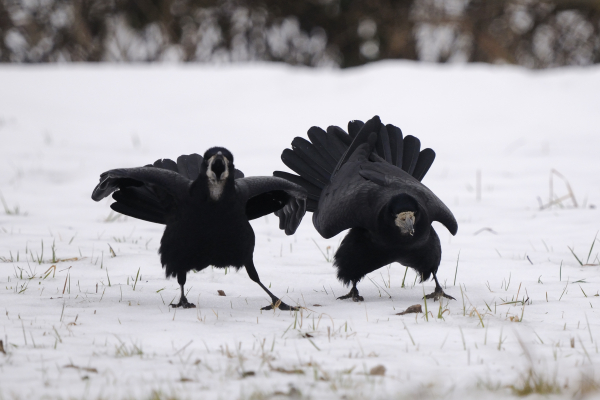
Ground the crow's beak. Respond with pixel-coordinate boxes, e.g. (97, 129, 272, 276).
(395, 211, 415, 236)
(212, 157, 225, 179)
(208, 152, 229, 181)
(407, 217, 414, 236)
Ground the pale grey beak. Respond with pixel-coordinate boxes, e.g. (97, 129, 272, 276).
(407, 217, 414, 236)
(395, 211, 415, 236)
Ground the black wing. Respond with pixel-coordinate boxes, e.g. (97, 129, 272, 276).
(313, 141, 457, 238)
(92, 167, 193, 223)
(235, 177, 307, 235)
(93, 154, 245, 224)
(358, 162, 458, 235)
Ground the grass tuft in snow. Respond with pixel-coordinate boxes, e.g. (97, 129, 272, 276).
(0, 191, 27, 216)
(508, 369, 561, 396)
(115, 339, 144, 358)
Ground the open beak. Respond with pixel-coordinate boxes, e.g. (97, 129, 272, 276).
(208, 152, 229, 181)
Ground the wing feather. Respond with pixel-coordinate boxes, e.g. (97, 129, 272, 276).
(91, 167, 191, 202)
(236, 177, 307, 235)
(314, 154, 457, 238)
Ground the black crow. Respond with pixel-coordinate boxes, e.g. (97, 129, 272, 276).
(274, 116, 458, 302)
(92, 147, 306, 310)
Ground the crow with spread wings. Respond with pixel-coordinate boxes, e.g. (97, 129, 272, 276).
(274, 116, 458, 302)
(92, 147, 306, 310)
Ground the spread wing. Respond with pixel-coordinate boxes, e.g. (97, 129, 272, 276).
(313, 143, 457, 239)
(235, 177, 307, 235)
(91, 167, 193, 223)
(312, 159, 386, 238)
(91, 153, 245, 224)
(358, 161, 458, 235)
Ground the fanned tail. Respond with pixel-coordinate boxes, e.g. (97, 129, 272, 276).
(274, 115, 437, 212)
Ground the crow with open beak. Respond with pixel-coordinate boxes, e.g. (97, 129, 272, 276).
(92, 147, 306, 310)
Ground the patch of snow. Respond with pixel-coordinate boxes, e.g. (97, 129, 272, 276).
(0, 62, 599, 399)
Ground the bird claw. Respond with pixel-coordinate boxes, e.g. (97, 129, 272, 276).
(261, 301, 299, 311)
(423, 288, 456, 302)
(337, 288, 364, 302)
(170, 297, 196, 308)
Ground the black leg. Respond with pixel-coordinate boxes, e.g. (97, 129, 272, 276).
(245, 259, 298, 311)
(170, 272, 196, 308)
(337, 280, 364, 302)
(423, 272, 456, 302)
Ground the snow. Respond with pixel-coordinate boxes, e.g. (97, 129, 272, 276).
(1, 61, 600, 400)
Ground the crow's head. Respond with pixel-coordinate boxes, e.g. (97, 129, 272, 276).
(204, 147, 234, 183)
(394, 211, 415, 236)
(387, 194, 420, 237)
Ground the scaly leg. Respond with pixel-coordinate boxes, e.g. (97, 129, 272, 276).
(423, 272, 455, 302)
(337, 280, 364, 302)
(170, 272, 196, 308)
(246, 259, 298, 311)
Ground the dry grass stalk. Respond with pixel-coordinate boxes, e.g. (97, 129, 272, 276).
(541, 169, 578, 210)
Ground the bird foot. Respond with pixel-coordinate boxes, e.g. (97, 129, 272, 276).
(262, 300, 299, 311)
(337, 288, 364, 302)
(170, 297, 196, 308)
(423, 287, 456, 302)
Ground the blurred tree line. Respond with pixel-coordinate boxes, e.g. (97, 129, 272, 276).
(1, 0, 599, 68)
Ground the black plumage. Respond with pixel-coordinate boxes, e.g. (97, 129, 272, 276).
(92, 147, 307, 310)
(274, 116, 458, 302)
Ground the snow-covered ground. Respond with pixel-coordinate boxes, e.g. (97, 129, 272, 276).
(1, 62, 599, 400)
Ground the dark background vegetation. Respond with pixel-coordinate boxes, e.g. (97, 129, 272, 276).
(1, 0, 599, 68)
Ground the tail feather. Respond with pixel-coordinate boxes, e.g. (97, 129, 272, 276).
(402, 135, 421, 176)
(272, 171, 322, 202)
(306, 127, 340, 168)
(308, 126, 346, 161)
(386, 124, 404, 168)
(412, 148, 436, 181)
(334, 116, 382, 174)
(176, 153, 203, 180)
(328, 125, 352, 147)
(291, 137, 334, 179)
(290, 146, 331, 183)
(277, 116, 438, 212)
(154, 158, 178, 172)
(377, 125, 393, 163)
(348, 120, 364, 139)
(281, 149, 329, 188)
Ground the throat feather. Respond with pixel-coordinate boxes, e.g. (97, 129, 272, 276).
(208, 179, 225, 200)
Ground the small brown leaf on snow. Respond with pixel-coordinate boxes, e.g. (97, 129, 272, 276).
(217, 290, 226, 296)
(396, 304, 422, 315)
(370, 365, 386, 376)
